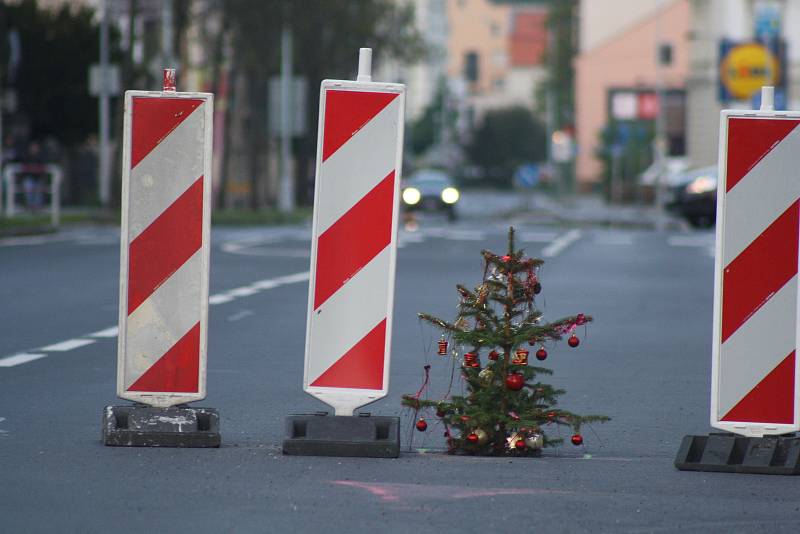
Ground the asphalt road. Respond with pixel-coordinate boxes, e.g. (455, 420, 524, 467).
(1, 216, 798, 533)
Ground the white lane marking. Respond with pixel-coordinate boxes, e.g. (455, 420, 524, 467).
(227, 310, 254, 322)
(667, 235, 716, 258)
(425, 228, 487, 241)
(227, 286, 260, 297)
(40, 338, 96, 352)
(541, 229, 583, 258)
(89, 326, 119, 338)
(0, 353, 47, 367)
(1, 271, 311, 368)
(208, 294, 235, 305)
(593, 233, 634, 246)
(519, 231, 558, 243)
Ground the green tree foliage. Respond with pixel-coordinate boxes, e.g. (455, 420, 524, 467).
(403, 227, 607, 455)
(464, 106, 546, 187)
(6, 1, 114, 146)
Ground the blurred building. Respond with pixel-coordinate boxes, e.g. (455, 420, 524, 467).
(574, 0, 690, 191)
(687, 0, 800, 168)
(446, 0, 548, 126)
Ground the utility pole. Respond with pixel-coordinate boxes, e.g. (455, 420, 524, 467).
(653, 0, 667, 230)
(98, 0, 111, 207)
(162, 0, 174, 68)
(278, 24, 295, 213)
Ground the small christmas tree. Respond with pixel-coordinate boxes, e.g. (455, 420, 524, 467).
(402, 227, 608, 455)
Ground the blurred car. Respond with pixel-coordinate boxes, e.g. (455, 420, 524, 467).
(666, 165, 718, 227)
(401, 169, 460, 221)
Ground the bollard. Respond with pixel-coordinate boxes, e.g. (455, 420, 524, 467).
(676, 87, 800, 473)
(283, 48, 405, 457)
(103, 69, 219, 447)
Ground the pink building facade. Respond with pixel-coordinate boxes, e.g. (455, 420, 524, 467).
(574, 0, 690, 189)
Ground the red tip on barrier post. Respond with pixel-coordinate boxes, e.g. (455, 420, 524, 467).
(163, 68, 176, 92)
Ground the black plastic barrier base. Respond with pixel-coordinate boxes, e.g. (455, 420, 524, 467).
(675, 433, 800, 475)
(102, 405, 221, 447)
(283, 413, 400, 458)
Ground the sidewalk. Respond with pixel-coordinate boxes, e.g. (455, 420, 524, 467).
(458, 189, 687, 229)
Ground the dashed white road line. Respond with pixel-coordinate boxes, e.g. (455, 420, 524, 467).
(667, 235, 716, 257)
(518, 231, 559, 243)
(227, 310, 254, 322)
(593, 233, 634, 246)
(39, 338, 96, 352)
(541, 229, 583, 258)
(89, 326, 119, 338)
(0, 270, 311, 368)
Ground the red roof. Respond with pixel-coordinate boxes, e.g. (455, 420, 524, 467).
(509, 10, 548, 67)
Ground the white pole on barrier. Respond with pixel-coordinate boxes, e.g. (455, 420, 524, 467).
(357, 48, 372, 82)
(302, 48, 405, 416)
(760, 86, 774, 112)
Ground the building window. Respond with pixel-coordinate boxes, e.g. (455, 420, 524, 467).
(464, 51, 480, 83)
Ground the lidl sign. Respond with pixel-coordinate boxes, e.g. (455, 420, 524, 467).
(719, 40, 784, 102)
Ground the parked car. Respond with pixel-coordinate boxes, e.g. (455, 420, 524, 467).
(666, 165, 718, 227)
(401, 169, 460, 221)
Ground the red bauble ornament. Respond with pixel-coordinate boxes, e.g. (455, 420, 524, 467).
(535, 347, 548, 361)
(501, 255, 512, 262)
(576, 313, 586, 326)
(505, 373, 524, 391)
(488, 350, 500, 361)
(436, 408, 446, 417)
(547, 411, 556, 421)
(571, 433, 583, 446)
(437, 338, 448, 355)
(467, 433, 479, 444)
(515, 439, 526, 450)
(568, 334, 580, 348)
(415, 419, 428, 432)
(533, 282, 542, 294)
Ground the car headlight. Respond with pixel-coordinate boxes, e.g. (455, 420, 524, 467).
(685, 176, 716, 195)
(402, 187, 421, 205)
(441, 187, 459, 204)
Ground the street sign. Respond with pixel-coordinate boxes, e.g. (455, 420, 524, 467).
(116, 87, 213, 408)
(513, 163, 539, 188)
(89, 64, 121, 96)
(711, 108, 800, 437)
(303, 78, 405, 416)
(268, 76, 307, 136)
(718, 40, 783, 102)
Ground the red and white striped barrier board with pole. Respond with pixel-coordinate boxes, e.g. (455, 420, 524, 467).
(303, 49, 405, 416)
(116, 69, 214, 408)
(711, 87, 800, 436)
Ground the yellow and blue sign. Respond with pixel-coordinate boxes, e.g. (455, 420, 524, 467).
(719, 39, 786, 104)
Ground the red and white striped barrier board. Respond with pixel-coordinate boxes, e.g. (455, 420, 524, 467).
(711, 108, 800, 436)
(116, 88, 213, 408)
(303, 79, 405, 415)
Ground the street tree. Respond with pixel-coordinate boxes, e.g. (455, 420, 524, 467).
(464, 106, 546, 187)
